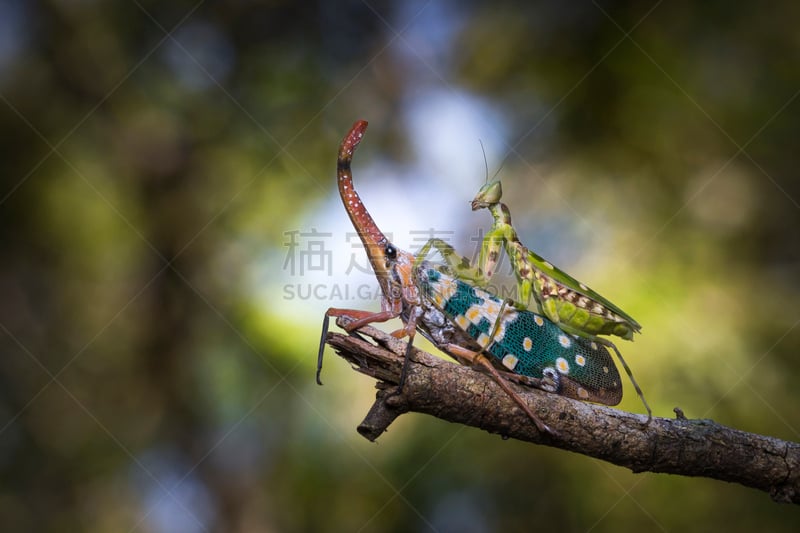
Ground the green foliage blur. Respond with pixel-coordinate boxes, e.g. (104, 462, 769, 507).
(1, 1, 799, 531)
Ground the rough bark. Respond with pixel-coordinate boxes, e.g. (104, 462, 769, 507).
(322, 317, 800, 505)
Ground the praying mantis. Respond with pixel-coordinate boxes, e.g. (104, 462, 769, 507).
(416, 175, 651, 420)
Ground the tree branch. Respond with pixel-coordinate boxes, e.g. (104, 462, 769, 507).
(323, 317, 800, 505)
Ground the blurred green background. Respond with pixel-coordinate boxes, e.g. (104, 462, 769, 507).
(1, 0, 799, 531)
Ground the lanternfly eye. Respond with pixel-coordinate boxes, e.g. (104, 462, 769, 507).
(385, 244, 397, 259)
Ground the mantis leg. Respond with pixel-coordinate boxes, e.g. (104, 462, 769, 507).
(476, 228, 506, 281)
(415, 238, 489, 285)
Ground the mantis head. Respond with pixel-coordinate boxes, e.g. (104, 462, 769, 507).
(470, 180, 502, 210)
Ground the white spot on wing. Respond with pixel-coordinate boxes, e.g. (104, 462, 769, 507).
(477, 333, 490, 348)
(502, 354, 518, 370)
(523, 337, 532, 352)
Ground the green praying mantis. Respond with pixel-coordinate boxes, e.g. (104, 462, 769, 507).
(417, 177, 651, 420)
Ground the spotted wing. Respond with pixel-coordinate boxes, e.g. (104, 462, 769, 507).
(419, 267, 622, 405)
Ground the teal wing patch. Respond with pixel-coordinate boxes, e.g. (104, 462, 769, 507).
(420, 268, 622, 405)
